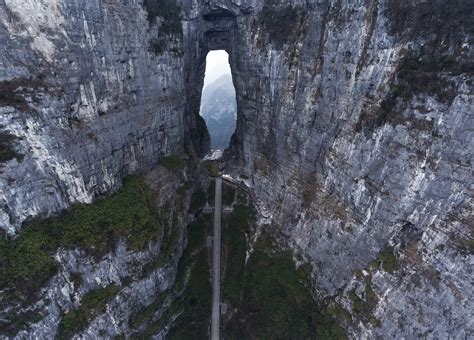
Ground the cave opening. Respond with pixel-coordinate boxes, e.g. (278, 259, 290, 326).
(199, 50, 237, 155)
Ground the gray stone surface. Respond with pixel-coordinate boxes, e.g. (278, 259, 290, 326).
(4, 164, 203, 339)
(0, 0, 473, 338)
(195, 0, 473, 337)
(0, 0, 208, 235)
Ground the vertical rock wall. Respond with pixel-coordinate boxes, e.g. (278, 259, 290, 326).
(0, 0, 209, 235)
(219, 0, 473, 337)
(0, 0, 472, 337)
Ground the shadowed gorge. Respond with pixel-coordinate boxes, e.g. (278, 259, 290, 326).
(0, 0, 472, 338)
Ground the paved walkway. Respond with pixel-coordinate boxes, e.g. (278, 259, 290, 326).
(211, 177, 222, 340)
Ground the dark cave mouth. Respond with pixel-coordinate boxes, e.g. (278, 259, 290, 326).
(199, 50, 237, 154)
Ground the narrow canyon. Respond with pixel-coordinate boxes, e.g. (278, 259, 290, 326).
(0, 0, 472, 338)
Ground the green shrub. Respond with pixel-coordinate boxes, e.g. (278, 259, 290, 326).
(326, 303, 352, 323)
(222, 183, 235, 206)
(143, 0, 182, 36)
(67, 116, 83, 129)
(203, 161, 219, 177)
(370, 246, 397, 273)
(222, 204, 254, 305)
(302, 185, 318, 208)
(348, 289, 364, 313)
(0, 78, 41, 112)
(6, 228, 58, 294)
(356, 50, 464, 133)
(259, 3, 307, 48)
(144, 216, 211, 338)
(129, 292, 170, 329)
(178, 181, 192, 196)
(206, 180, 215, 204)
(149, 39, 165, 55)
(0, 131, 23, 164)
(236, 191, 248, 205)
(0, 308, 43, 337)
(159, 156, 183, 172)
(224, 220, 346, 339)
(1, 176, 161, 295)
(379, 246, 397, 273)
(370, 316, 381, 327)
(347, 276, 379, 326)
(58, 285, 119, 338)
(190, 189, 206, 212)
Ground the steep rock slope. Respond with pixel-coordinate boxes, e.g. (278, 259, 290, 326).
(0, 0, 472, 338)
(200, 74, 237, 148)
(217, 0, 473, 337)
(0, 0, 209, 235)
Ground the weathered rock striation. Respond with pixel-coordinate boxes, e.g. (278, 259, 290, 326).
(0, 0, 473, 338)
(221, 0, 473, 337)
(0, 0, 209, 235)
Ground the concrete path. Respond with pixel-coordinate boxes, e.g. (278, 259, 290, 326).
(211, 177, 222, 340)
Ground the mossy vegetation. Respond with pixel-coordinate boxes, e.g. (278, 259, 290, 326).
(122, 185, 350, 338)
(348, 289, 364, 314)
(143, 0, 182, 35)
(302, 184, 318, 208)
(57, 285, 119, 338)
(190, 189, 206, 212)
(0, 131, 23, 164)
(348, 275, 380, 327)
(178, 181, 192, 196)
(207, 180, 215, 204)
(203, 160, 219, 177)
(148, 39, 183, 56)
(159, 156, 183, 173)
(166, 244, 211, 338)
(222, 203, 254, 305)
(324, 302, 353, 324)
(0, 176, 161, 295)
(220, 189, 347, 339)
(138, 216, 212, 338)
(143, 0, 183, 56)
(370, 246, 397, 273)
(0, 78, 41, 112)
(128, 290, 171, 330)
(221, 183, 236, 206)
(148, 39, 165, 55)
(358, 53, 460, 132)
(396, 55, 459, 102)
(236, 191, 248, 205)
(357, 0, 473, 133)
(130, 193, 210, 336)
(0, 308, 43, 337)
(224, 228, 346, 339)
(258, 1, 307, 48)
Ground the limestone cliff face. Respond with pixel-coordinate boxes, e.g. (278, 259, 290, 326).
(0, 0, 209, 235)
(217, 0, 473, 338)
(0, 0, 473, 338)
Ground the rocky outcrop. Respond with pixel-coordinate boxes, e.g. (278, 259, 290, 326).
(0, 0, 209, 235)
(219, 0, 473, 338)
(1, 0, 472, 338)
(1, 160, 206, 339)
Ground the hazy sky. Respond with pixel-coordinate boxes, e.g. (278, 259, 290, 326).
(203, 50, 231, 89)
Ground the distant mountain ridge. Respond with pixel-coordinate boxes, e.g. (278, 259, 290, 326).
(200, 74, 237, 148)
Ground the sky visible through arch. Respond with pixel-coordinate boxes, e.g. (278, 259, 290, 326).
(203, 50, 231, 89)
(200, 50, 237, 150)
